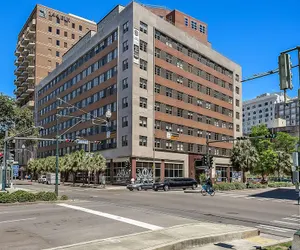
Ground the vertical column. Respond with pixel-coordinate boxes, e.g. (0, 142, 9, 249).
(227, 166, 231, 183)
(131, 157, 136, 179)
(160, 160, 165, 181)
(110, 159, 113, 184)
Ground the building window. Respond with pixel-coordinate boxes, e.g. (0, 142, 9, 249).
(236, 87, 240, 94)
(166, 105, 172, 115)
(123, 40, 129, 52)
(197, 130, 203, 137)
(177, 92, 183, 101)
(155, 66, 161, 75)
(166, 141, 173, 150)
(155, 139, 161, 148)
(64, 42, 68, 48)
(122, 116, 128, 127)
(166, 70, 173, 80)
(56, 29, 60, 35)
(166, 87, 172, 97)
(177, 142, 184, 151)
(236, 99, 240, 107)
(236, 124, 240, 132)
(177, 108, 183, 117)
(56, 51, 60, 57)
(191, 20, 197, 30)
(155, 84, 160, 93)
(188, 95, 193, 104)
(139, 97, 147, 108)
(236, 112, 240, 119)
(188, 128, 193, 136)
(140, 40, 147, 52)
(155, 120, 161, 129)
(199, 25, 206, 34)
(188, 143, 194, 152)
(123, 21, 129, 33)
(122, 97, 128, 108)
(155, 102, 161, 111)
(64, 31, 68, 37)
(79, 25, 82, 31)
(140, 78, 147, 89)
(122, 78, 128, 89)
(155, 48, 161, 58)
(123, 59, 129, 71)
(184, 17, 189, 26)
(72, 23, 75, 29)
(188, 80, 193, 88)
(188, 111, 193, 120)
(139, 136, 147, 146)
(139, 116, 147, 127)
(140, 59, 147, 71)
(206, 87, 211, 95)
(166, 53, 172, 63)
(122, 135, 128, 146)
(140, 21, 148, 34)
(48, 26, 52, 32)
(56, 17, 60, 24)
(56, 40, 60, 46)
(166, 123, 172, 132)
(177, 75, 183, 84)
(177, 59, 183, 69)
(72, 34, 75, 39)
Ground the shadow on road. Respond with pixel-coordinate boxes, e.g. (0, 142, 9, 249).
(250, 188, 297, 201)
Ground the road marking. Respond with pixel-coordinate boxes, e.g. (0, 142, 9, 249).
(0, 217, 36, 224)
(257, 224, 294, 233)
(292, 215, 300, 218)
(245, 197, 256, 199)
(283, 217, 300, 222)
(57, 203, 163, 231)
(257, 198, 270, 201)
(273, 220, 300, 226)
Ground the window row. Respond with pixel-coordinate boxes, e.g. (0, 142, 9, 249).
(185, 18, 206, 34)
(40, 66, 117, 115)
(48, 26, 76, 39)
(39, 49, 117, 106)
(154, 30, 234, 79)
(39, 30, 118, 95)
(155, 49, 233, 92)
(154, 102, 234, 130)
(155, 83, 233, 117)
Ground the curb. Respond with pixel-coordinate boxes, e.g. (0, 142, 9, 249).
(0, 199, 76, 207)
(259, 237, 293, 248)
(184, 190, 201, 193)
(145, 228, 258, 250)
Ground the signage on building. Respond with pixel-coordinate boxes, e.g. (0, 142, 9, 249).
(166, 132, 179, 140)
(133, 28, 140, 64)
(48, 10, 71, 22)
(13, 165, 19, 177)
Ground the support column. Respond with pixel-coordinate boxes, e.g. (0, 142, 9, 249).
(131, 158, 136, 179)
(227, 166, 231, 183)
(160, 160, 165, 181)
(110, 159, 113, 184)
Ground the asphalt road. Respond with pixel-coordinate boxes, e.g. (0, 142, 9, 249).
(1, 183, 299, 249)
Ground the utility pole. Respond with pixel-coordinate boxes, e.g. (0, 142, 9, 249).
(55, 101, 60, 196)
(1, 130, 8, 191)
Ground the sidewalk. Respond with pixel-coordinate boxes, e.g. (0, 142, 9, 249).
(45, 223, 258, 250)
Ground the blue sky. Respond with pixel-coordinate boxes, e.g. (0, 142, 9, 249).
(1, 0, 300, 101)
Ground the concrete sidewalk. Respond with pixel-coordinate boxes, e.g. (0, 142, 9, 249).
(44, 223, 258, 250)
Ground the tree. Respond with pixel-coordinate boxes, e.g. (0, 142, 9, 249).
(273, 132, 297, 154)
(250, 124, 271, 153)
(275, 151, 292, 178)
(254, 148, 277, 179)
(231, 140, 258, 182)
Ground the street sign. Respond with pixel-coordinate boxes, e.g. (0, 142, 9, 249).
(106, 131, 111, 139)
(13, 165, 19, 177)
(76, 139, 89, 145)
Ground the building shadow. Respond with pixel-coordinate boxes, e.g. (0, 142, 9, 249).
(250, 188, 297, 201)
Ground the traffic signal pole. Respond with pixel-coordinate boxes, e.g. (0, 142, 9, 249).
(1, 130, 8, 191)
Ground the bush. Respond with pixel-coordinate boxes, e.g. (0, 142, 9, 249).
(268, 182, 293, 188)
(35, 191, 47, 200)
(10, 190, 36, 202)
(214, 183, 237, 191)
(234, 182, 246, 190)
(0, 192, 17, 203)
(60, 195, 68, 200)
(247, 182, 256, 189)
(36, 192, 57, 201)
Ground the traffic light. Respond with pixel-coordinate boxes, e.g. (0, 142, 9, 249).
(236, 136, 248, 140)
(279, 53, 293, 90)
(202, 155, 208, 166)
(265, 134, 277, 139)
(209, 156, 213, 168)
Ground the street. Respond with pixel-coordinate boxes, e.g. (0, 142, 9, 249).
(0, 183, 299, 249)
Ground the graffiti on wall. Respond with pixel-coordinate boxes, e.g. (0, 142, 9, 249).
(136, 168, 153, 183)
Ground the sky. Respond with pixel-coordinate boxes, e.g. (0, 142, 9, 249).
(1, 0, 300, 101)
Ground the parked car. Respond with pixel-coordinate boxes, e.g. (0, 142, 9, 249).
(38, 175, 47, 184)
(127, 180, 153, 191)
(153, 178, 198, 191)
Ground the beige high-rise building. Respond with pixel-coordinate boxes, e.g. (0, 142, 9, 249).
(14, 4, 97, 109)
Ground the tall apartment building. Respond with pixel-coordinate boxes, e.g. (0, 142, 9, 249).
(242, 93, 285, 134)
(275, 97, 299, 126)
(13, 5, 97, 172)
(36, 2, 242, 184)
(14, 4, 97, 109)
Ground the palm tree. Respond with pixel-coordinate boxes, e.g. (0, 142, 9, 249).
(89, 153, 106, 185)
(275, 151, 292, 179)
(231, 140, 258, 183)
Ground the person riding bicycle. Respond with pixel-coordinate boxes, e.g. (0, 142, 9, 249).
(205, 178, 213, 192)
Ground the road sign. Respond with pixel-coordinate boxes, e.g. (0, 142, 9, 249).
(12, 165, 19, 177)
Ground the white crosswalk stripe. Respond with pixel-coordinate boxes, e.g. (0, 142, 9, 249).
(257, 224, 294, 233)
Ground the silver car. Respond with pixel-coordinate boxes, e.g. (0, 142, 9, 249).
(127, 180, 153, 191)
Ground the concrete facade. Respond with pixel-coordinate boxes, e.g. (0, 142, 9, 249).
(275, 97, 299, 126)
(36, 2, 242, 184)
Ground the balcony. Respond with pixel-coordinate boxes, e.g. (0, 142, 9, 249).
(14, 68, 21, 76)
(14, 79, 20, 86)
(27, 76, 34, 83)
(27, 64, 34, 71)
(18, 74, 26, 82)
(22, 100, 34, 109)
(25, 85, 34, 94)
(14, 49, 21, 57)
(28, 41, 35, 48)
(17, 55, 23, 63)
(17, 42, 24, 51)
(29, 19, 36, 29)
(27, 52, 35, 59)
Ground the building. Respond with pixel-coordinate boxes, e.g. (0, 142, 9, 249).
(275, 97, 299, 126)
(242, 93, 285, 134)
(36, 2, 242, 184)
(14, 4, 97, 109)
(271, 125, 298, 138)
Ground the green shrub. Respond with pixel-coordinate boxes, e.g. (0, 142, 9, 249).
(234, 182, 246, 190)
(10, 190, 36, 202)
(35, 191, 47, 200)
(0, 192, 17, 203)
(254, 183, 262, 189)
(60, 195, 68, 200)
(247, 182, 256, 189)
(42, 192, 57, 201)
(268, 182, 293, 188)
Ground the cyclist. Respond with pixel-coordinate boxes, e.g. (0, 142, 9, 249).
(205, 178, 213, 193)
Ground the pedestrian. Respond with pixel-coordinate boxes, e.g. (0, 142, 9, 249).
(131, 177, 135, 184)
(101, 173, 106, 188)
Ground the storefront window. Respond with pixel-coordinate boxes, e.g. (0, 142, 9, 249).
(113, 162, 130, 183)
(165, 163, 183, 178)
(216, 166, 227, 182)
(136, 162, 160, 182)
(105, 162, 111, 183)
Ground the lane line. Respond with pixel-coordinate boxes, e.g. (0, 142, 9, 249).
(283, 217, 300, 222)
(57, 203, 163, 231)
(257, 225, 293, 233)
(273, 220, 300, 226)
(0, 217, 36, 224)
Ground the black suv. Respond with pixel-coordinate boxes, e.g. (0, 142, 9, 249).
(153, 178, 197, 191)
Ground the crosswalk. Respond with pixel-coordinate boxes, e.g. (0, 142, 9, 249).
(257, 214, 300, 236)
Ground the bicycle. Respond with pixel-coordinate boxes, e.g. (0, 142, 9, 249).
(201, 184, 215, 196)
